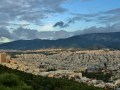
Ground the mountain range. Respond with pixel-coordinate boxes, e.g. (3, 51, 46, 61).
(0, 32, 120, 50)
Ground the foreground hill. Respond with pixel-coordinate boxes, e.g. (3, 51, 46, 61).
(0, 65, 106, 90)
(0, 32, 120, 50)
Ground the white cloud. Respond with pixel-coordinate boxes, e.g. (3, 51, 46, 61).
(0, 0, 68, 27)
(0, 37, 12, 43)
(39, 23, 55, 31)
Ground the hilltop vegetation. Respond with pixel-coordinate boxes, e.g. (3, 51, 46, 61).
(0, 65, 107, 90)
(0, 73, 32, 90)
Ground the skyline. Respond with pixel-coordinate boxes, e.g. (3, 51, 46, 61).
(0, 0, 120, 43)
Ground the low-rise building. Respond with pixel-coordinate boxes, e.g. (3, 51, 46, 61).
(0, 52, 7, 63)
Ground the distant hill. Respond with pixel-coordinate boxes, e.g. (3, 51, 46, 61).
(0, 32, 120, 50)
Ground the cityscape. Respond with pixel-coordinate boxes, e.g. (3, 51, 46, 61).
(0, 0, 120, 90)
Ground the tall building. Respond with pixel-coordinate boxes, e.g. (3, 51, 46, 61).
(0, 52, 7, 63)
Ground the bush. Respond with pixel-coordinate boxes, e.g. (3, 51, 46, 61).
(0, 73, 33, 90)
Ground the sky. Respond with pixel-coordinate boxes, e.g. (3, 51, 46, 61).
(0, 0, 120, 43)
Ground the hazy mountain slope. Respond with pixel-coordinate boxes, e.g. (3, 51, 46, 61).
(0, 32, 120, 50)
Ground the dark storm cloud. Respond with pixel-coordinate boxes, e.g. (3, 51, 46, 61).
(0, 0, 67, 26)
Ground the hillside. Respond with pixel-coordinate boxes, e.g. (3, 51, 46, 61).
(0, 32, 120, 50)
(0, 65, 107, 90)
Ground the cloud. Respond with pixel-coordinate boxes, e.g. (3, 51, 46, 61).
(105, 8, 120, 14)
(13, 27, 38, 40)
(11, 22, 120, 41)
(74, 22, 120, 35)
(12, 23, 30, 27)
(53, 14, 95, 28)
(0, 27, 11, 38)
(0, 37, 11, 43)
(53, 21, 69, 28)
(54, 30, 71, 39)
(11, 20, 30, 27)
(98, 8, 120, 24)
(66, 13, 99, 25)
(1, 22, 120, 44)
(53, 17, 82, 28)
(54, 8, 120, 28)
(0, 27, 12, 44)
(40, 23, 55, 31)
(12, 27, 72, 40)
(0, 0, 68, 26)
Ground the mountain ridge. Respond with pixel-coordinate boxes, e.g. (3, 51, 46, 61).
(0, 32, 120, 50)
